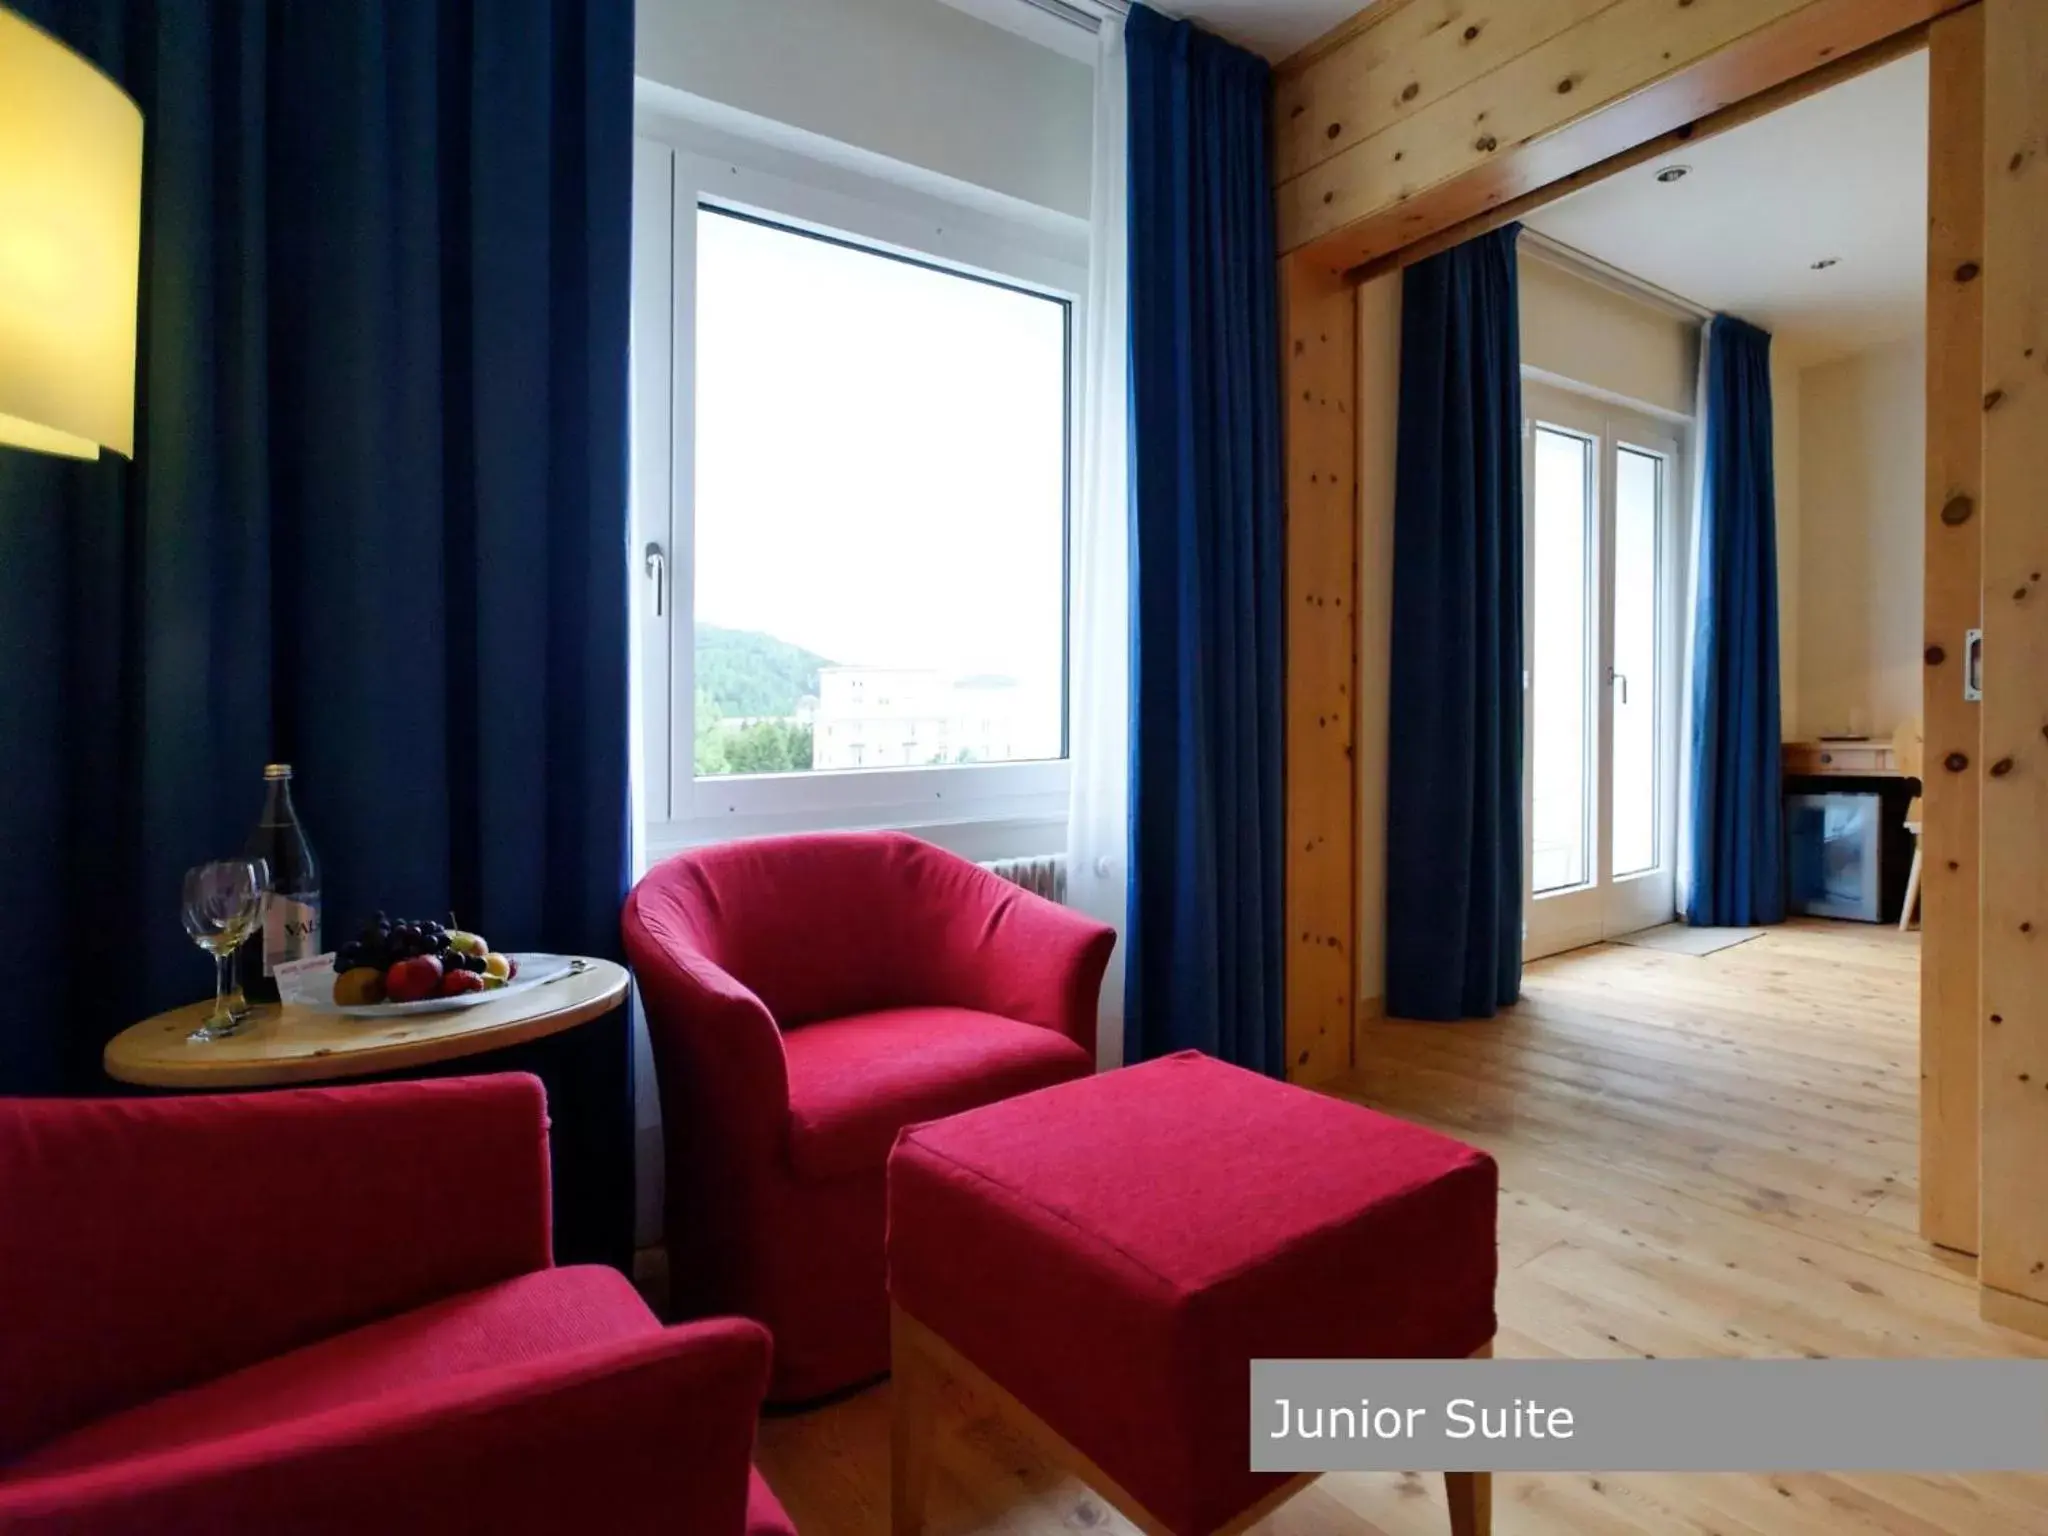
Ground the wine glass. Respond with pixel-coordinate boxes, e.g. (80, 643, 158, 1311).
(223, 858, 271, 1021)
(182, 859, 269, 1042)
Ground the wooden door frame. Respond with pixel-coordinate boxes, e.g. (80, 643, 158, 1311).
(1278, 0, 2041, 1335)
(1918, 3, 1984, 1263)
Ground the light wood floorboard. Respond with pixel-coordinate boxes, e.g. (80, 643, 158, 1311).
(755, 920, 2048, 1533)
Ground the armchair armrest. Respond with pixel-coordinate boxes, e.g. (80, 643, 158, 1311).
(0, 1074, 552, 1460)
(623, 888, 790, 1165)
(933, 873, 1117, 1055)
(0, 1318, 773, 1536)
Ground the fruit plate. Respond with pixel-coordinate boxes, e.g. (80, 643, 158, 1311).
(275, 953, 579, 1018)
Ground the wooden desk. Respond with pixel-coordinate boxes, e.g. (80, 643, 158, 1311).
(104, 958, 629, 1090)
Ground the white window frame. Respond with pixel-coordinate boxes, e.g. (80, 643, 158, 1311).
(1520, 375, 1690, 960)
(631, 90, 1088, 862)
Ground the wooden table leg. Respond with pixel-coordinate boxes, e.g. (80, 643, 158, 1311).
(1441, 1466, 1490, 1536)
(1900, 834, 1924, 932)
(891, 1304, 941, 1536)
(1445, 1471, 1491, 1536)
(1446, 1338, 1494, 1535)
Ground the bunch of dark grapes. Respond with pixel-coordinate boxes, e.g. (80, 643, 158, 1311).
(332, 913, 489, 974)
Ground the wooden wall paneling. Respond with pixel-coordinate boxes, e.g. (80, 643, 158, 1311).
(1345, 24, 1932, 285)
(1919, 3, 1985, 1259)
(1282, 249, 1359, 1085)
(1275, 0, 1958, 270)
(1978, 0, 2048, 1329)
(1274, 0, 1422, 78)
(1272, 0, 1617, 185)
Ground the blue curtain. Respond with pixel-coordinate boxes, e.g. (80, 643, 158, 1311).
(1123, 4, 1284, 1074)
(0, 0, 633, 1259)
(1385, 227, 1524, 1021)
(1685, 315, 1784, 925)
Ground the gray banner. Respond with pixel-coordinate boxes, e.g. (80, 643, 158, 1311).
(1249, 1359, 2048, 1472)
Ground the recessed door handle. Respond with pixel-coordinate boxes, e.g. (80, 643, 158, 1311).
(643, 542, 666, 618)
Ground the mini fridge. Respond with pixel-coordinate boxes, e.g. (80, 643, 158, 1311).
(1785, 790, 1883, 921)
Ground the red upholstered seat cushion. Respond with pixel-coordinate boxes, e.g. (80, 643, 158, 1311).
(783, 1006, 1091, 1181)
(887, 1051, 1498, 1536)
(12, 1268, 657, 1479)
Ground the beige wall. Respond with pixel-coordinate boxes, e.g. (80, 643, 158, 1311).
(1774, 347, 1803, 737)
(1355, 276, 1400, 1011)
(636, 0, 1094, 217)
(1794, 337, 1926, 741)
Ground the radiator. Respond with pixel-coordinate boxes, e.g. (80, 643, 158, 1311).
(981, 853, 1067, 905)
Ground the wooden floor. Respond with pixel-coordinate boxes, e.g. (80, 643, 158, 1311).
(755, 920, 2048, 1534)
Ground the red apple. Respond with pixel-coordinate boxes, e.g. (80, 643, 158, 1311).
(384, 955, 444, 1003)
(438, 968, 485, 998)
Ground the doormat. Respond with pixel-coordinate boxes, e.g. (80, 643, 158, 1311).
(1614, 923, 1766, 957)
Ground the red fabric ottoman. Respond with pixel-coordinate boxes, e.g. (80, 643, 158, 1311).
(886, 1050, 1498, 1535)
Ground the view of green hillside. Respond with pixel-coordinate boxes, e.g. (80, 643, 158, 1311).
(695, 624, 830, 718)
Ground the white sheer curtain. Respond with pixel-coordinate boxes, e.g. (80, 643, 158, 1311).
(1066, 13, 1130, 1069)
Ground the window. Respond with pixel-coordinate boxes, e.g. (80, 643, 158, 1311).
(632, 130, 1083, 851)
(1521, 383, 1685, 959)
(1529, 424, 1595, 897)
(1609, 446, 1663, 880)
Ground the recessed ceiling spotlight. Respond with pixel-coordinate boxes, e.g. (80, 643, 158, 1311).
(1655, 165, 1691, 183)
(1811, 257, 1841, 270)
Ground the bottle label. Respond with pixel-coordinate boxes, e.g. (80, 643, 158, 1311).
(264, 895, 322, 976)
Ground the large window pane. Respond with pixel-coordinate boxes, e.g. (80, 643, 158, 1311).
(692, 208, 1068, 778)
(1611, 447, 1662, 878)
(1531, 427, 1593, 895)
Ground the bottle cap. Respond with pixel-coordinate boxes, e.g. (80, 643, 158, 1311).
(263, 763, 293, 779)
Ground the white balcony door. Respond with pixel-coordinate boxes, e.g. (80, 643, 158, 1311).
(1523, 384, 1685, 960)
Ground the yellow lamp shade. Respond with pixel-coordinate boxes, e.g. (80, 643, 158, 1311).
(0, 7, 143, 460)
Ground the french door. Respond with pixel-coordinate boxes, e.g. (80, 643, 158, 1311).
(1523, 384, 1685, 960)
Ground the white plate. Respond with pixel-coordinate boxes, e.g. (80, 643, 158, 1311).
(278, 953, 578, 1017)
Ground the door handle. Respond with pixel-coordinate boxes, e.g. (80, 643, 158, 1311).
(1607, 667, 1629, 706)
(643, 542, 666, 618)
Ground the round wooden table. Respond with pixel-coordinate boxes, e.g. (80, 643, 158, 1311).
(103, 958, 630, 1090)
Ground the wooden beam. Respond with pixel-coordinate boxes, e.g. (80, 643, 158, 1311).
(1345, 23, 1932, 286)
(1282, 249, 1359, 1086)
(1275, 0, 1425, 79)
(1977, 0, 2048, 1334)
(1919, 2, 1984, 1260)
(1275, 0, 1958, 270)
(1273, 0, 1615, 186)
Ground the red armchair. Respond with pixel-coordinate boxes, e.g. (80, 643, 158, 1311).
(0, 1074, 795, 1536)
(624, 831, 1116, 1402)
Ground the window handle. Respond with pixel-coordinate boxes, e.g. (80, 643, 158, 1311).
(1607, 666, 1628, 706)
(644, 542, 666, 618)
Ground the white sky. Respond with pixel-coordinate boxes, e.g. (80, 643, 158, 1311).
(692, 209, 1068, 700)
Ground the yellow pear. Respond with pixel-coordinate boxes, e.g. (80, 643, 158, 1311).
(332, 967, 385, 1006)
